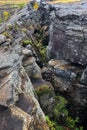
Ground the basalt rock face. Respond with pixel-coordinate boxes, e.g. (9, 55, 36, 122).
(0, 3, 53, 129)
(40, 1, 87, 127)
(0, 43, 49, 130)
(47, 0, 87, 66)
(42, 59, 87, 127)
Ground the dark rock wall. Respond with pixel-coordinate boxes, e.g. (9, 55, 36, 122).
(47, 0, 87, 65)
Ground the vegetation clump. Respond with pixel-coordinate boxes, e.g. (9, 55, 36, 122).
(0, 11, 10, 23)
(23, 39, 47, 63)
(3, 11, 10, 21)
(35, 85, 52, 96)
(23, 40, 32, 45)
(46, 95, 83, 130)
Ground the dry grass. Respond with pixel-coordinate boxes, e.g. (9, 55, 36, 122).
(54, 0, 80, 2)
(0, 0, 30, 5)
(0, 0, 81, 5)
(48, 0, 81, 4)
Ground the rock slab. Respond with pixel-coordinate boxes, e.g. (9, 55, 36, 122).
(47, 0, 87, 65)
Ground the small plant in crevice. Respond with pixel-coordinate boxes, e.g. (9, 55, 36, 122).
(23, 39, 47, 64)
(53, 96, 68, 125)
(0, 17, 3, 23)
(3, 11, 10, 21)
(35, 85, 52, 96)
(3, 31, 11, 39)
(36, 40, 47, 62)
(0, 11, 10, 23)
(22, 24, 49, 66)
(23, 40, 32, 45)
(13, 23, 19, 31)
(46, 116, 56, 130)
(46, 115, 67, 130)
(46, 95, 83, 130)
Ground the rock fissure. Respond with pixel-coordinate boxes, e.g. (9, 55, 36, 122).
(0, 0, 87, 130)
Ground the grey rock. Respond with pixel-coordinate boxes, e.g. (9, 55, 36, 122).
(32, 78, 55, 116)
(0, 35, 6, 45)
(81, 67, 87, 85)
(0, 106, 49, 130)
(23, 55, 42, 79)
(47, 0, 87, 65)
(48, 59, 77, 83)
(0, 45, 49, 130)
(73, 84, 87, 106)
(69, 83, 87, 126)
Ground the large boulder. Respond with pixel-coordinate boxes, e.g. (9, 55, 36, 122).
(47, 0, 87, 65)
(0, 45, 49, 130)
(0, 106, 49, 130)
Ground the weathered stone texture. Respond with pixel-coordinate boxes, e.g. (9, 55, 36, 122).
(47, 0, 87, 65)
(0, 45, 49, 130)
